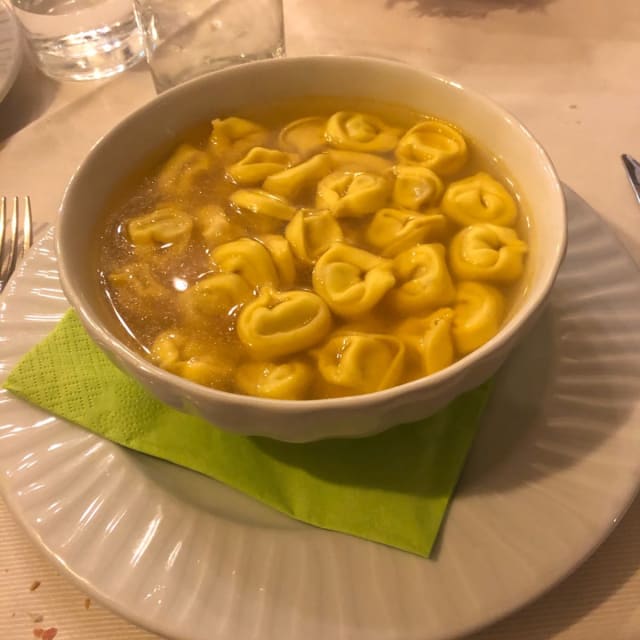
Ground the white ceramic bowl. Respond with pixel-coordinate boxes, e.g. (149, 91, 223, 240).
(56, 55, 566, 442)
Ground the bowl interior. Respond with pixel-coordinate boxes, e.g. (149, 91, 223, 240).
(57, 55, 565, 407)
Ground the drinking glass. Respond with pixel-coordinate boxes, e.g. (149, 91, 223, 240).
(133, 0, 285, 93)
(10, 0, 144, 81)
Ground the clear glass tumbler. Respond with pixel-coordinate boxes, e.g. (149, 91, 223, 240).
(133, 0, 285, 93)
(11, 0, 144, 81)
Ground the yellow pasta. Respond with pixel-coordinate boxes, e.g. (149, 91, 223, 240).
(107, 262, 170, 308)
(211, 238, 279, 289)
(392, 165, 444, 210)
(325, 111, 401, 153)
(325, 149, 394, 174)
(387, 243, 456, 314)
(285, 208, 344, 264)
(452, 281, 505, 355)
(151, 330, 237, 388)
(397, 308, 455, 375)
(226, 147, 293, 185)
(366, 208, 446, 257)
(262, 153, 332, 200)
(230, 188, 296, 221)
(237, 287, 332, 358)
(195, 205, 240, 249)
(235, 360, 314, 400)
(278, 116, 328, 156)
(128, 206, 193, 250)
(156, 144, 213, 197)
(209, 116, 269, 160)
(441, 172, 518, 227)
(395, 119, 468, 176)
(259, 234, 297, 288)
(100, 99, 529, 400)
(314, 331, 405, 394)
(312, 243, 396, 317)
(316, 170, 391, 217)
(449, 223, 528, 283)
(180, 273, 252, 327)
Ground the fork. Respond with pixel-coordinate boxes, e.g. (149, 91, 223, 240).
(0, 196, 33, 294)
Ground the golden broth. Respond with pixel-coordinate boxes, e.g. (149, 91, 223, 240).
(95, 97, 531, 400)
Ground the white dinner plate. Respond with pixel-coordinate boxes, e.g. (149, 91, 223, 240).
(0, 1, 21, 103)
(1, 188, 640, 640)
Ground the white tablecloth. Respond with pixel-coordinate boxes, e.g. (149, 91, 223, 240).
(1, 0, 639, 637)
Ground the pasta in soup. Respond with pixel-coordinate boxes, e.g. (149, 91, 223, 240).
(97, 98, 529, 401)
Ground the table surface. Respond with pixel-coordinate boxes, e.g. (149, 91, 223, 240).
(1, 0, 640, 638)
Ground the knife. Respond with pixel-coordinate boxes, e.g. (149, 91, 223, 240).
(622, 154, 640, 205)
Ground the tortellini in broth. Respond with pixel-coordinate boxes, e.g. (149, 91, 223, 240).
(156, 145, 213, 197)
(316, 170, 391, 218)
(98, 98, 530, 401)
(180, 273, 253, 328)
(325, 111, 401, 153)
(387, 244, 456, 314)
(312, 244, 396, 317)
(397, 308, 456, 375)
(128, 206, 193, 250)
(314, 331, 406, 395)
(285, 208, 344, 264)
(392, 165, 444, 210)
(278, 116, 328, 157)
(366, 207, 446, 257)
(395, 119, 468, 176)
(226, 147, 294, 185)
(237, 288, 332, 359)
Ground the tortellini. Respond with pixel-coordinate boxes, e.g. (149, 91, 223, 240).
(103, 102, 530, 401)
(237, 288, 332, 358)
(195, 205, 240, 248)
(263, 153, 332, 200)
(278, 117, 328, 157)
(449, 223, 528, 283)
(397, 309, 455, 375)
(180, 273, 252, 327)
(235, 360, 314, 400)
(259, 234, 297, 288)
(395, 119, 468, 176)
(326, 149, 393, 175)
(128, 206, 193, 251)
(226, 147, 293, 185)
(441, 172, 518, 227)
(325, 111, 401, 153)
(316, 170, 391, 217)
(156, 144, 213, 197)
(314, 331, 405, 394)
(209, 117, 269, 161)
(312, 244, 396, 317)
(392, 165, 444, 210)
(230, 188, 296, 221)
(366, 208, 446, 257)
(452, 281, 505, 356)
(387, 244, 456, 314)
(151, 330, 237, 388)
(108, 262, 171, 308)
(285, 208, 344, 264)
(211, 238, 279, 289)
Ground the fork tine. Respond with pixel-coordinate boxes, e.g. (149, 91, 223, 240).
(5, 197, 19, 285)
(0, 196, 31, 293)
(0, 197, 6, 262)
(23, 196, 33, 253)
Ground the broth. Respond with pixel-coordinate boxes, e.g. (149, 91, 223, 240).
(95, 97, 530, 400)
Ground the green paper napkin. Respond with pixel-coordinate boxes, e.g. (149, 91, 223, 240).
(4, 310, 490, 557)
